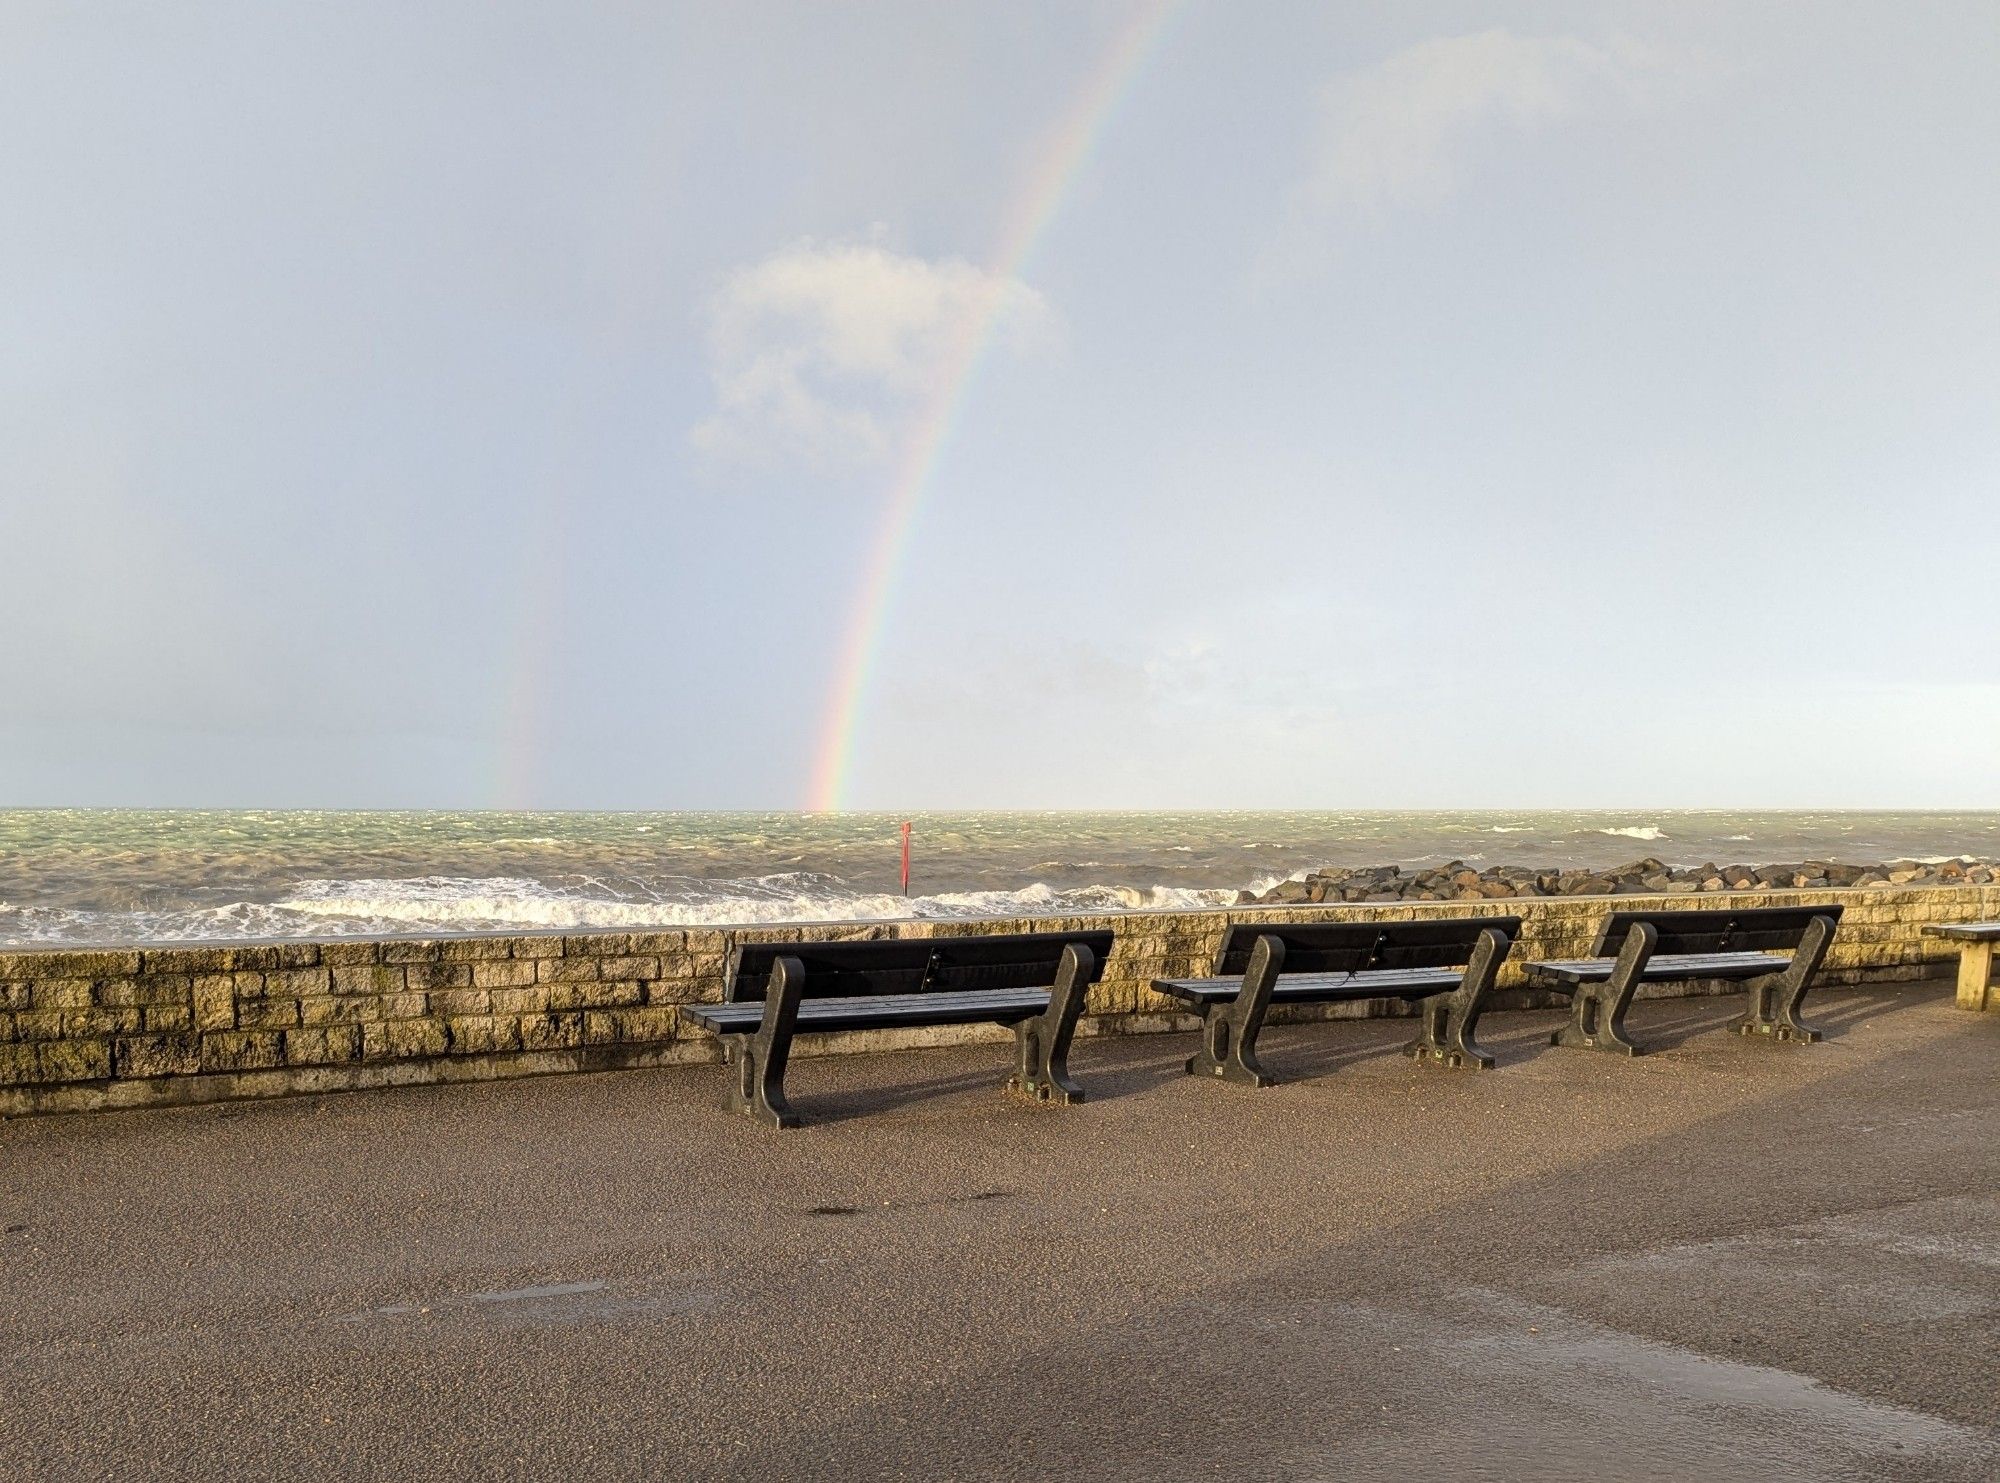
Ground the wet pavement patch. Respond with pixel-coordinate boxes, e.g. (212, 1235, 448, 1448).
(335, 1276, 720, 1331)
(1294, 1288, 2000, 1482)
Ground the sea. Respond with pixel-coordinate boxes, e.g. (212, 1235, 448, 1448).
(1, 809, 1995, 946)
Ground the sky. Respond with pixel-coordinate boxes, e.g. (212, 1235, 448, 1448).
(2, 1, 1996, 811)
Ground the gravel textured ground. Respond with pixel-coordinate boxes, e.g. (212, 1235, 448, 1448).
(3, 981, 1996, 1481)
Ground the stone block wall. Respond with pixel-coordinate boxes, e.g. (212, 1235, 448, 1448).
(3, 885, 1993, 1116)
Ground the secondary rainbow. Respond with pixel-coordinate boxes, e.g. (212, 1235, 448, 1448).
(804, 1, 1182, 812)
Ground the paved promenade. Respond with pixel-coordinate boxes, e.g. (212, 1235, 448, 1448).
(3, 983, 1996, 1481)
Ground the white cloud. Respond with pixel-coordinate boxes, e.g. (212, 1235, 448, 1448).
(691, 238, 1054, 468)
(1276, 30, 1666, 260)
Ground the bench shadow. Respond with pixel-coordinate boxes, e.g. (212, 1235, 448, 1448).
(1253, 987, 1940, 1076)
(1810, 990, 1939, 1031)
(1068, 1043, 1211, 1102)
(780, 987, 1950, 1121)
(785, 1063, 1019, 1122)
(784, 1038, 1205, 1120)
(1252, 1035, 1420, 1083)
(1623, 985, 1936, 1054)
(1082, 1022, 1511, 1098)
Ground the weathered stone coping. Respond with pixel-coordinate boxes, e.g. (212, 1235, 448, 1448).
(3, 884, 1993, 1117)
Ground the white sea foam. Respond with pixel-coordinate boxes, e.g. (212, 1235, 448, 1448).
(0, 900, 328, 945)
(1487, 826, 1531, 833)
(1597, 826, 1667, 841)
(246, 873, 1241, 936)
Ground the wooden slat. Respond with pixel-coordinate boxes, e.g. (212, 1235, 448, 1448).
(1215, 917, 1519, 977)
(1154, 967, 1463, 1005)
(689, 987, 1052, 1021)
(729, 930, 1113, 1003)
(1923, 922, 2000, 943)
(683, 987, 1051, 1033)
(1525, 951, 1791, 986)
(1592, 906, 1841, 958)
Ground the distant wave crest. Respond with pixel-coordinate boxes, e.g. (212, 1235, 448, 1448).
(1596, 826, 1667, 841)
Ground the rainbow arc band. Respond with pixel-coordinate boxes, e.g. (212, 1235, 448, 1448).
(805, 1, 1184, 812)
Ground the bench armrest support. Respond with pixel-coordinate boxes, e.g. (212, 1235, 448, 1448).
(1735, 912, 1836, 1043)
(1405, 925, 1510, 1069)
(1552, 920, 1657, 1056)
(1186, 933, 1285, 1087)
(728, 954, 806, 1128)
(1009, 942, 1095, 1103)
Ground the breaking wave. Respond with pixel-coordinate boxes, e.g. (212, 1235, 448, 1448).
(1596, 826, 1667, 842)
(0, 873, 1241, 944)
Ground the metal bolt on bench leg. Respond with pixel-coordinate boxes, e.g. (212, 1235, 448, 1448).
(726, 954, 805, 1128)
(1404, 926, 1507, 1069)
(1185, 934, 1281, 1088)
(1735, 913, 1835, 1044)
(1552, 921, 1654, 1057)
(1007, 943, 1093, 1104)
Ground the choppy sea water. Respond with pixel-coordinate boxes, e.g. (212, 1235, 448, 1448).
(2, 809, 1996, 946)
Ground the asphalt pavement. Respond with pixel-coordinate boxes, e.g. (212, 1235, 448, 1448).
(3, 981, 1996, 1481)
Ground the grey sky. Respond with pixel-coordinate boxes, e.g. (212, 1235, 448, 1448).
(3, 2, 1995, 809)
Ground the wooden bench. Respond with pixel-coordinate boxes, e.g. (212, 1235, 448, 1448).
(681, 930, 1112, 1127)
(1920, 923, 2000, 1012)
(1525, 905, 1841, 1056)
(1151, 917, 1520, 1087)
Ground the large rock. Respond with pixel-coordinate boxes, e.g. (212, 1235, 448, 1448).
(1242, 854, 1996, 907)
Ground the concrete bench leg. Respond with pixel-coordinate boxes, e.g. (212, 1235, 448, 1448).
(1405, 926, 1508, 1070)
(1186, 934, 1282, 1088)
(1008, 943, 1094, 1104)
(726, 954, 804, 1129)
(1552, 922, 1655, 1057)
(1736, 914, 1836, 1044)
(1956, 942, 1995, 1012)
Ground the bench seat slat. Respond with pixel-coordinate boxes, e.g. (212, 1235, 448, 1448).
(1922, 922, 2000, 943)
(683, 987, 1051, 1034)
(1526, 951, 1792, 987)
(1153, 967, 1464, 1006)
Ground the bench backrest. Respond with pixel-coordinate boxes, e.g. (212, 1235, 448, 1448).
(1589, 904, 1842, 958)
(727, 930, 1115, 1002)
(1214, 917, 1522, 976)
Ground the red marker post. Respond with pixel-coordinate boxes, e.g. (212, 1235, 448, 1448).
(899, 820, 912, 897)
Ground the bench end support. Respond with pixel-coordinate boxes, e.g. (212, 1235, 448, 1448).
(1008, 942, 1093, 1105)
(1732, 913, 1836, 1044)
(726, 954, 806, 1129)
(1185, 934, 1282, 1088)
(1404, 925, 1508, 1070)
(1550, 921, 1654, 1057)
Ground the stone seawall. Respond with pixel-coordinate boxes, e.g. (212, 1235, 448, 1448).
(4, 884, 1995, 1116)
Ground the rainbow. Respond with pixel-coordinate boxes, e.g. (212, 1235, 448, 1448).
(804, 1, 1183, 812)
